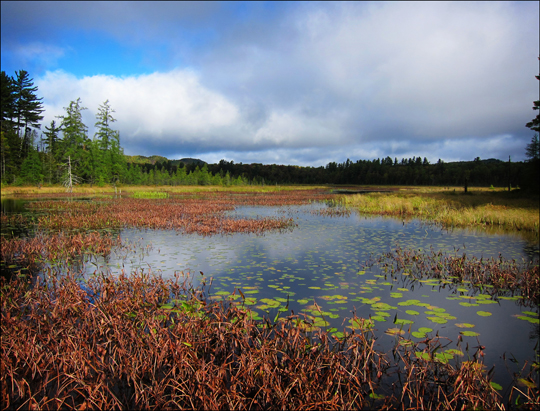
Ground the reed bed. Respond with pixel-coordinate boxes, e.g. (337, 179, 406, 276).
(24, 190, 335, 235)
(368, 247, 540, 305)
(1, 231, 121, 271)
(3, 271, 533, 410)
(339, 191, 539, 234)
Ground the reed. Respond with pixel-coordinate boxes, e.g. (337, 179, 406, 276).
(338, 190, 539, 235)
(3, 270, 533, 410)
(367, 247, 540, 305)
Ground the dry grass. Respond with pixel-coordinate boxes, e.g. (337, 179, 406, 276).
(0, 184, 327, 197)
(338, 189, 539, 235)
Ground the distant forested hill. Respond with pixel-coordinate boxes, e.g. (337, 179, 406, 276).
(125, 155, 206, 166)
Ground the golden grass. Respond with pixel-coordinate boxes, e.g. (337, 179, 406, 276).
(0, 184, 327, 196)
(339, 189, 539, 235)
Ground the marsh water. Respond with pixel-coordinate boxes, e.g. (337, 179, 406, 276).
(2, 198, 539, 394)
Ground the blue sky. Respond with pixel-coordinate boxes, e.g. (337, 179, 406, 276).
(1, 1, 538, 166)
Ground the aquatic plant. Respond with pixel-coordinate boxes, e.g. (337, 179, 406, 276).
(3, 271, 534, 410)
(369, 247, 540, 305)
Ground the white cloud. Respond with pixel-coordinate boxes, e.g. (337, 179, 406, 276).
(36, 69, 244, 151)
(27, 2, 539, 165)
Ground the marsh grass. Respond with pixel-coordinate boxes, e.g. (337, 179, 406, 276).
(131, 191, 169, 199)
(0, 184, 328, 197)
(3, 271, 536, 410)
(338, 189, 539, 235)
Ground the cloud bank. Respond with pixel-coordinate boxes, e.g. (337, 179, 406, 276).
(23, 1, 538, 165)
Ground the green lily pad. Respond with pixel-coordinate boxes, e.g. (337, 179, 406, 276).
(460, 331, 480, 337)
(434, 352, 453, 363)
(371, 302, 396, 310)
(418, 327, 433, 333)
(349, 318, 374, 330)
(297, 299, 309, 304)
(446, 349, 464, 356)
(427, 316, 447, 324)
(385, 327, 406, 336)
(405, 310, 420, 316)
(477, 311, 492, 317)
(459, 302, 479, 307)
(490, 382, 503, 391)
(390, 292, 403, 298)
(516, 316, 540, 324)
(411, 331, 426, 338)
(415, 352, 431, 360)
(398, 299, 421, 306)
(455, 323, 475, 328)
(395, 319, 414, 325)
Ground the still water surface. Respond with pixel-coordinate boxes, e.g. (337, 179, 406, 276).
(83, 203, 539, 391)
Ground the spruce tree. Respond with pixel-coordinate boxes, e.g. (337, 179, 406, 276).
(57, 98, 90, 181)
(13, 70, 44, 157)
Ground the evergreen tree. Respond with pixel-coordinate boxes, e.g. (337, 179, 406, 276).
(13, 70, 44, 157)
(20, 147, 43, 186)
(94, 100, 126, 184)
(525, 134, 539, 161)
(42, 120, 62, 184)
(57, 98, 90, 181)
(0, 71, 16, 128)
(525, 57, 540, 133)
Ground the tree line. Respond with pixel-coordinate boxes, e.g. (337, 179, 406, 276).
(1, 70, 127, 187)
(1, 69, 538, 191)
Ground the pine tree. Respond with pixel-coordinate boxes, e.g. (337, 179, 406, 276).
(57, 98, 90, 181)
(13, 70, 44, 157)
(94, 100, 126, 184)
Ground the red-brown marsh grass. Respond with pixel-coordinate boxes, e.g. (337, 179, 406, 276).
(1, 231, 121, 272)
(370, 247, 540, 305)
(3, 271, 536, 410)
(24, 190, 335, 235)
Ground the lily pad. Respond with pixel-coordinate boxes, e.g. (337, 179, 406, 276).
(490, 382, 503, 391)
(427, 316, 447, 324)
(516, 316, 540, 324)
(405, 310, 420, 316)
(371, 302, 397, 310)
(455, 323, 475, 328)
(385, 327, 405, 336)
(460, 331, 480, 337)
(415, 352, 431, 360)
(522, 311, 537, 316)
(459, 302, 479, 307)
(394, 319, 414, 325)
(476, 311, 492, 317)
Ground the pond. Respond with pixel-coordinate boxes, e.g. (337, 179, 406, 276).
(2, 198, 539, 396)
(75, 202, 539, 394)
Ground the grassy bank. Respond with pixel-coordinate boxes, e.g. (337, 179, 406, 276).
(338, 188, 539, 235)
(0, 184, 327, 197)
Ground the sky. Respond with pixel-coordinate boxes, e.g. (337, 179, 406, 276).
(1, 1, 538, 166)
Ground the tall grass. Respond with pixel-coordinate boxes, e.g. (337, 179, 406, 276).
(0, 184, 328, 197)
(338, 190, 539, 235)
(4, 270, 535, 410)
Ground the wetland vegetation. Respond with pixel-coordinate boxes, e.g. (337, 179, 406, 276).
(1, 186, 539, 410)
